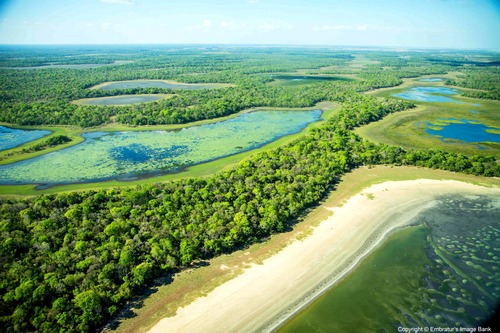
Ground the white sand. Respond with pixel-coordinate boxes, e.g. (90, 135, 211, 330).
(148, 179, 499, 333)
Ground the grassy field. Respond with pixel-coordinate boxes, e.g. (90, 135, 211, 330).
(358, 78, 500, 156)
(107, 165, 499, 333)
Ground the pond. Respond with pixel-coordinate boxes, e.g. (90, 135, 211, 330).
(0, 110, 321, 185)
(73, 94, 172, 106)
(393, 86, 462, 103)
(93, 80, 232, 91)
(427, 119, 500, 143)
(0, 125, 51, 151)
(279, 194, 500, 332)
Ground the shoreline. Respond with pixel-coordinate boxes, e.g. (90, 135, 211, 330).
(260, 204, 434, 333)
(147, 179, 500, 333)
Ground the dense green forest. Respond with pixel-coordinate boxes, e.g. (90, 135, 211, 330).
(0, 46, 499, 332)
(3, 46, 495, 127)
(446, 69, 500, 100)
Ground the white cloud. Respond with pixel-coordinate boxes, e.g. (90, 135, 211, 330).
(100, 0, 133, 4)
(310, 24, 432, 34)
(203, 19, 212, 28)
(310, 24, 349, 32)
(220, 20, 247, 30)
(258, 23, 277, 31)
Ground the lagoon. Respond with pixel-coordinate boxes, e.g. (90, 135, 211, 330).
(427, 119, 500, 143)
(0, 126, 51, 151)
(393, 86, 462, 103)
(419, 78, 443, 82)
(72, 94, 171, 106)
(0, 110, 321, 185)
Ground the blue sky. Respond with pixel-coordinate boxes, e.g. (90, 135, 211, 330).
(0, 0, 498, 48)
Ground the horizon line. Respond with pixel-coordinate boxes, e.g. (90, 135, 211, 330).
(0, 43, 498, 52)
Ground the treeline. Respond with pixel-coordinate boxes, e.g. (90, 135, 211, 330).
(1, 95, 499, 332)
(0, 76, 403, 127)
(446, 69, 500, 100)
(0, 49, 359, 128)
(2, 48, 496, 129)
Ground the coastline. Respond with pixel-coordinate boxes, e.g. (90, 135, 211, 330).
(146, 179, 500, 333)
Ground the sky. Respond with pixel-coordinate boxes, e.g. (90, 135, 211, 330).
(0, 0, 499, 49)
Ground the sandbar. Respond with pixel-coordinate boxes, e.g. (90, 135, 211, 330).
(147, 179, 500, 333)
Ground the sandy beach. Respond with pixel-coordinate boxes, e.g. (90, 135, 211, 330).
(147, 179, 500, 333)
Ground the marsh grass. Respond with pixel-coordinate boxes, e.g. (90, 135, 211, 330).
(0, 103, 338, 195)
(357, 80, 500, 156)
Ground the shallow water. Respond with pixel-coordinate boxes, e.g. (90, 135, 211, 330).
(393, 86, 462, 103)
(419, 78, 443, 82)
(427, 119, 500, 143)
(0, 110, 321, 185)
(279, 194, 500, 332)
(0, 125, 51, 151)
(76, 94, 166, 105)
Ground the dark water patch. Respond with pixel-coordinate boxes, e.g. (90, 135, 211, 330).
(0, 125, 51, 151)
(109, 143, 189, 163)
(427, 119, 500, 143)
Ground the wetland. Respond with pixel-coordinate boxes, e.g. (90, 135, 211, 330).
(393, 86, 464, 103)
(357, 81, 500, 155)
(0, 110, 321, 185)
(0, 45, 498, 333)
(0, 125, 51, 151)
(72, 94, 173, 106)
(427, 119, 500, 143)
